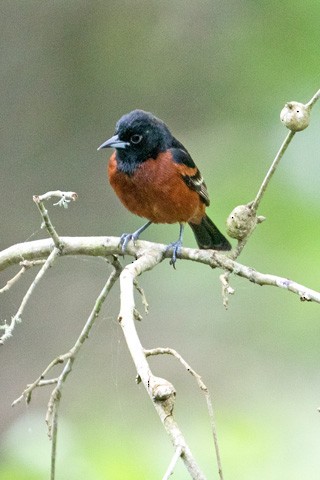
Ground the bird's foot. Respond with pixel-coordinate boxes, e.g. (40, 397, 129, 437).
(165, 239, 183, 269)
(118, 221, 152, 253)
(119, 232, 139, 253)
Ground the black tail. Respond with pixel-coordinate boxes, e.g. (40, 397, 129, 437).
(189, 215, 231, 251)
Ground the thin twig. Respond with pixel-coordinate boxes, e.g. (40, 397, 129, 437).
(0, 248, 59, 344)
(251, 130, 295, 212)
(0, 260, 46, 294)
(32, 190, 78, 249)
(162, 445, 183, 480)
(12, 352, 70, 406)
(145, 347, 224, 480)
(33, 190, 78, 205)
(36, 379, 59, 387)
(134, 278, 149, 313)
(12, 257, 122, 479)
(252, 88, 320, 213)
(223, 87, 320, 297)
(33, 198, 62, 249)
(47, 256, 122, 480)
(0, 266, 27, 293)
(220, 272, 235, 309)
(305, 88, 320, 109)
(211, 252, 320, 303)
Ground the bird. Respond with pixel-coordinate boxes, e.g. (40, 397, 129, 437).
(98, 109, 231, 267)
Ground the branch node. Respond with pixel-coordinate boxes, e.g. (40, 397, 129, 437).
(280, 101, 310, 132)
(152, 377, 176, 403)
(226, 203, 260, 241)
(300, 294, 312, 302)
(151, 377, 176, 419)
(220, 272, 235, 309)
(133, 308, 143, 321)
(257, 215, 266, 224)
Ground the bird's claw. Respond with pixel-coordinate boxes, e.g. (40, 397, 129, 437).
(119, 233, 137, 253)
(119, 221, 153, 254)
(165, 240, 182, 269)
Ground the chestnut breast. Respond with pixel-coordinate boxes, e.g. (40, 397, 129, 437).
(108, 151, 205, 224)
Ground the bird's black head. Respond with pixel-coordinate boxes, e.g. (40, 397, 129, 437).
(98, 110, 173, 175)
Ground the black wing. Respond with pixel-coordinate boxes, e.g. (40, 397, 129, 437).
(170, 147, 210, 206)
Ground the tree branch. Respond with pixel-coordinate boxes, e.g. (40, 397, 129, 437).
(145, 347, 224, 480)
(163, 446, 183, 480)
(118, 251, 207, 479)
(0, 260, 45, 293)
(305, 88, 320, 109)
(0, 248, 60, 343)
(226, 87, 320, 262)
(1, 237, 319, 315)
(33, 190, 78, 206)
(12, 256, 122, 480)
(251, 130, 295, 212)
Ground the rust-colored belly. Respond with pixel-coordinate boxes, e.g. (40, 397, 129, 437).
(108, 152, 204, 224)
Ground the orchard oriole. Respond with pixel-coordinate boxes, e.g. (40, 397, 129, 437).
(98, 110, 231, 267)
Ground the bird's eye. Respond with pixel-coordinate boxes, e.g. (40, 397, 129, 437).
(130, 134, 143, 144)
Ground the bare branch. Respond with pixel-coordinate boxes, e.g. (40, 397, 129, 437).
(33, 197, 62, 249)
(1, 237, 319, 310)
(145, 347, 224, 480)
(220, 272, 235, 309)
(252, 88, 320, 213)
(11, 256, 122, 480)
(119, 252, 207, 479)
(0, 248, 59, 344)
(134, 278, 149, 313)
(305, 88, 320, 109)
(32, 190, 78, 252)
(0, 267, 26, 293)
(48, 257, 122, 480)
(36, 379, 59, 387)
(162, 445, 183, 480)
(211, 252, 320, 303)
(11, 257, 121, 409)
(251, 130, 295, 213)
(0, 260, 46, 294)
(33, 190, 78, 205)
(12, 352, 70, 407)
(226, 88, 320, 264)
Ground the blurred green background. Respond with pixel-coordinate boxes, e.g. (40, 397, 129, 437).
(1, 1, 320, 479)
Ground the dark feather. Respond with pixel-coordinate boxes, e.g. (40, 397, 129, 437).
(170, 148, 210, 206)
(189, 215, 231, 250)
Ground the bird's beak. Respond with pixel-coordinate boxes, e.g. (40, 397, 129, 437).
(97, 134, 129, 151)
